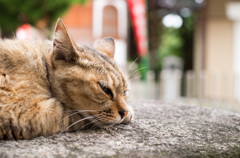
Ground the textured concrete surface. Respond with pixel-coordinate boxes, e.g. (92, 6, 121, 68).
(0, 100, 240, 158)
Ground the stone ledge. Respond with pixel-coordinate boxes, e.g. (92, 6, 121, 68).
(0, 100, 240, 158)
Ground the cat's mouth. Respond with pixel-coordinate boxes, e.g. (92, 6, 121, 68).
(84, 109, 133, 129)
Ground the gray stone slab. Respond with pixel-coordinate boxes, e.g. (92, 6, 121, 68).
(0, 100, 240, 158)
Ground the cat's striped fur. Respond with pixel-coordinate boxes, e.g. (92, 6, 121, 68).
(0, 19, 133, 140)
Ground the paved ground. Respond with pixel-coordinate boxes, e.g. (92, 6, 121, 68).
(0, 100, 240, 158)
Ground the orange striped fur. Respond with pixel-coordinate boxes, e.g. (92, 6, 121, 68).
(0, 19, 133, 140)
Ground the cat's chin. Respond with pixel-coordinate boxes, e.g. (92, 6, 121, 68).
(97, 114, 133, 128)
(98, 123, 116, 128)
(91, 119, 127, 129)
(83, 121, 115, 129)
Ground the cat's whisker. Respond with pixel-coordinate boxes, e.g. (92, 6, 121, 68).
(128, 66, 148, 79)
(57, 110, 99, 125)
(127, 57, 139, 74)
(129, 75, 142, 82)
(90, 115, 107, 130)
(62, 113, 104, 132)
(95, 117, 114, 127)
(97, 121, 105, 128)
(63, 110, 98, 113)
(61, 115, 98, 134)
(100, 118, 115, 128)
(57, 111, 80, 125)
(90, 121, 99, 130)
(106, 123, 115, 128)
(97, 117, 108, 122)
(80, 119, 99, 129)
(120, 116, 126, 123)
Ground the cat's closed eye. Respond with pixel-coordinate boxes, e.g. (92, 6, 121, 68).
(123, 91, 128, 96)
(98, 82, 113, 100)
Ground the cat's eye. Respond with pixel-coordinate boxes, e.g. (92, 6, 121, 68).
(123, 91, 128, 96)
(99, 83, 113, 100)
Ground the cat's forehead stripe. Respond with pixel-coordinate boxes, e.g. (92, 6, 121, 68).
(83, 45, 116, 67)
(111, 70, 128, 90)
(78, 45, 118, 71)
(110, 72, 119, 88)
(76, 44, 127, 89)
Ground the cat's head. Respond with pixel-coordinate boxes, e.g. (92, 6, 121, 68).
(50, 19, 133, 128)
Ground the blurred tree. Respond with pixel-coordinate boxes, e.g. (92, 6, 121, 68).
(159, 27, 183, 58)
(144, 0, 199, 81)
(156, 14, 195, 72)
(0, 0, 88, 37)
(180, 15, 195, 72)
(147, 0, 162, 80)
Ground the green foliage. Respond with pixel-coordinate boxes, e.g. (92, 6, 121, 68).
(155, 27, 183, 71)
(155, 14, 195, 71)
(0, 0, 88, 37)
(158, 27, 183, 59)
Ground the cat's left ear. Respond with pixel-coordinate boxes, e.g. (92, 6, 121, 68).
(94, 37, 115, 58)
(52, 18, 78, 63)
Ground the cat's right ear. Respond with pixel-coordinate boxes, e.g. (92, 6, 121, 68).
(94, 37, 115, 59)
(52, 18, 78, 63)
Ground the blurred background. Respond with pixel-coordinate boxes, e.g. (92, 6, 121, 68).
(0, 0, 239, 112)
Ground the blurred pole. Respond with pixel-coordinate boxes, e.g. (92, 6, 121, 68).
(127, 0, 149, 81)
(141, 0, 149, 81)
(140, 54, 149, 80)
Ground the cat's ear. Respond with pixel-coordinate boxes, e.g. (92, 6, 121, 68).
(94, 37, 115, 58)
(52, 18, 78, 63)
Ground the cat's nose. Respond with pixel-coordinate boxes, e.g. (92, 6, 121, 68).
(119, 110, 128, 119)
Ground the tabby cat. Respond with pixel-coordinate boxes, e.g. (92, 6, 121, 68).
(0, 19, 133, 140)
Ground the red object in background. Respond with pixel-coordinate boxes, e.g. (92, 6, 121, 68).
(127, 0, 148, 57)
(16, 24, 32, 40)
(16, 24, 46, 40)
